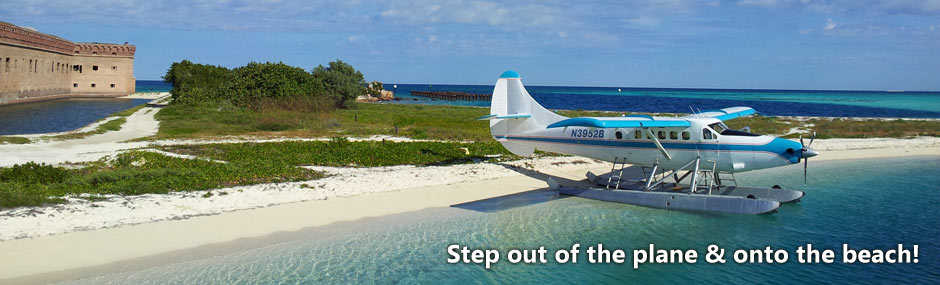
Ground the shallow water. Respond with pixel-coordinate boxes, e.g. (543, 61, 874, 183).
(68, 157, 940, 284)
(388, 84, 940, 118)
(0, 98, 149, 135)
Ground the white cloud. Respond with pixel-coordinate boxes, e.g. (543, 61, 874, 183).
(627, 16, 662, 27)
(824, 18, 838, 30)
(736, 0, 785, 7)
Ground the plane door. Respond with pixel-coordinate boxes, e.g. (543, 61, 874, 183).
(603, 128, 624, 161)
(697, 127, 720, 165)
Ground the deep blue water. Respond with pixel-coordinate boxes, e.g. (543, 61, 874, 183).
(69, 157, 940, 284)
(135, 80, 171, 93)
(0, 98, 150, 135)
(387, 84, 940, 118)
(0, 80, 167, 135)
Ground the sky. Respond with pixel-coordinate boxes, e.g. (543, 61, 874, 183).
(2, 0, 939, 91)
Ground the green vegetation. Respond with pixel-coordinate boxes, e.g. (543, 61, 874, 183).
(0, 136, 30, 144)
(366, 81, 385, 98)
(724, 115, 793, 136)
(162, 138, 516, 167)
(0, 139, 519, 208)
(47, 118, 127, 140)
(163, 59, 364, 109)
(154, 102, 495, 140)
(0, 151, 321, 209)
(806, 118, 940, 139)
(112, 104, 146, 117)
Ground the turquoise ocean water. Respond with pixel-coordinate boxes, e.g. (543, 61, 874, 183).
(69, 157, 940, 284)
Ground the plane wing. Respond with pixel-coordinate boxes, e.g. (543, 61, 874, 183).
(687, 107, 757, 121)
(546, 116, 691, 129)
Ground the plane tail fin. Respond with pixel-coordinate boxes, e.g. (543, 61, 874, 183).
(484, 71, 566, 156)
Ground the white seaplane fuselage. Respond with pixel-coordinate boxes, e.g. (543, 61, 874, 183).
(485, 71, 817, 173)
(496, 118, 802, 173)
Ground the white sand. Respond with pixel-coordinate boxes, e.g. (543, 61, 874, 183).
(0, 156, 604, 241)
(0, 158, 606, 282)
(120, 92, 170, 100)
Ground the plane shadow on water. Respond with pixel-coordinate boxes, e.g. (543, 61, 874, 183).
(450, 163, 591, 213)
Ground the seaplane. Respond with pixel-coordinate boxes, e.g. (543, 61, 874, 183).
(479, 71, 818, 214)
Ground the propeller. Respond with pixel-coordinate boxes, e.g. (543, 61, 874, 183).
(800, 132, 818, 186)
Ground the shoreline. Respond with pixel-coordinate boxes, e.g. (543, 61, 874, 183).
(1, 148, 938, 282)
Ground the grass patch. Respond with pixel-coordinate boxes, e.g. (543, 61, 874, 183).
(0, 151, 321, 209)
(803, 118, 940, 139)
(113, 104, 146, 117)
(724, 115, 793, 136)
(155, 101, 497, 140)
(0, 140, 527, 209)
(162, 138, 519, 167)
(148, 101, 940, 141)
(47, 117, 127, 140)
(0, 136, 30, 144)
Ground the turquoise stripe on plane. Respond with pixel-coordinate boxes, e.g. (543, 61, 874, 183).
(547, 118, 691, 129)
(499, 70, 520, 78)
(497, 114, 532, 119)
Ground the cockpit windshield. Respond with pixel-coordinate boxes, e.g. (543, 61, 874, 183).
(708, 122, 728, 133)
(711, 122, 761, 137)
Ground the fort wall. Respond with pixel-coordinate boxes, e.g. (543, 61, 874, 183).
(0, 21, 135, 105)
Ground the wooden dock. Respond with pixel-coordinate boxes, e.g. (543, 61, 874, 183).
(410, 91, 491, 101)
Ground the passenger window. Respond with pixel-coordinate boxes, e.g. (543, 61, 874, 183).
(682, 131, 690, 140)
(658, 131, 666, 140)
(670, 131, 678, 140)
(615, 131, 623, 140)
(703, 128, 713, 140)
(635, 130, 642, 139)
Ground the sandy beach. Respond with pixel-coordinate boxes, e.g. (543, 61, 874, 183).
(1, 104, 939, 282)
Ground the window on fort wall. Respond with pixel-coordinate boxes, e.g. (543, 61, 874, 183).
(91, 83, 96, 88)
(110, 84, 115, 88)
(73, 83, 78, 88)
(93, 65, 98, 71)
(112, 66, 117, 71)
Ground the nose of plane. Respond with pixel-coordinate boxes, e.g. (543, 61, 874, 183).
(802, 147, 818, 158)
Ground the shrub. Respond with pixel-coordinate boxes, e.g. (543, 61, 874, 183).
(164, 60, 367, 110)
(162, 60, 232, 104)
(312, 60, 366, 108)
(0, 162, 71, 184)
(366, 81, 384, 98)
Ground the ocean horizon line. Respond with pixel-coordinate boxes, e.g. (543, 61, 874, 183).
(135, 79, 940, 94)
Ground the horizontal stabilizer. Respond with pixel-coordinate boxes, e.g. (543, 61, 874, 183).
(546, 117, 691, 128)
(477, 113, 532, 120)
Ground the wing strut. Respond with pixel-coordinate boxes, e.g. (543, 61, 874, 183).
(644, 128, 672, 160)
